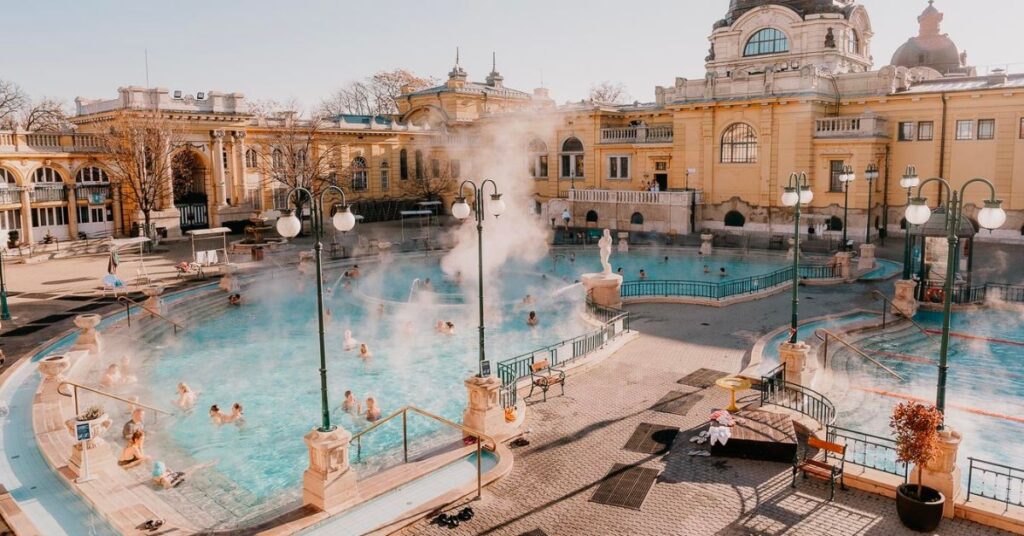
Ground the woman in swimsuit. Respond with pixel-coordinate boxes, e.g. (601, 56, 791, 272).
(119, 430, 148, 468)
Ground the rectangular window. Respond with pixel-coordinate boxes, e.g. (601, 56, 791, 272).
(78, 206, 89, 224)
(978, 119, 995, 140)
(956, 120, 974, 140)
(829, 160, 845, 192)
(561, 154, 584, 179)
(352, 171, 368, 191)
(91, 207, 105, 222)
(1019, 118, 1024, 139)
(607, 156, 630, 179)
(450, 159, 461, 179)
(898, 122, 915, 141)
(560, 155, 570, 178)
(917, 121, 934, 141)
(574, 154, 584, 178)
(380, 169, 389, 190)
(430, 159, 440, 179)
(655, 161, 668, 171)
(0, 210, 21, 231)
(530, 155, 549, 178)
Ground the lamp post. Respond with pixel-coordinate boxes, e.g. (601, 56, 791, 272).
(839, 164, 856, 250)
(904, 178, 1005, 423)
(900, 166, 920, 280)
(451, 180, 506, 377)
(781, 172, 814, 343)
(276, 185, 357, 432)
(864, 163, 879, 245)
(0, 247, 10, 321)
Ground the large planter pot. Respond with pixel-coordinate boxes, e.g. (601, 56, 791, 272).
(896, 484, 945, 532)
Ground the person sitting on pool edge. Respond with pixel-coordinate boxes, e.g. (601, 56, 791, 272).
(119, 430, 149, 468)
(527, 311, 539, 327)
(152, 460, 185, 488)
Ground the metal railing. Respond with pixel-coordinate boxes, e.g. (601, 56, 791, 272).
(118, 295, 184, 334)
(967, 457, 1024, 508)
(75, 184, 112, 202)
(815, 328, 904, 381)
(870, 290, 936, 342)
(58, 380, 174, 419)
(30, 185, 67, 202)
(620, 264, 839, 302)
(982, 283, 1024, 304)
(760, 363, 837, 428)
(349, 405, 495, 499)
(827, 425, 908, 481)
(915, 281, 1024, 305)
(497, 307, 630, 409)
(0, 188, 22, 205)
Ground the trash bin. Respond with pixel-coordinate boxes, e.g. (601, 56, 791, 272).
(252, 246, 264, 262)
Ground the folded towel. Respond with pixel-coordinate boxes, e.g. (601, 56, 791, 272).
(709, 426, 732, 446)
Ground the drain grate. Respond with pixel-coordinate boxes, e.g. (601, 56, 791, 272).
(651, 391, 703, 416)
(623, 423, 679, 455)
(590, 463, 659, 510)
(677, 368, 729, 389)
(1, 325, 47, 337)
(68, 302, 110, 313)
(518, 530, 548, 536)
(29, 313, 76, 325)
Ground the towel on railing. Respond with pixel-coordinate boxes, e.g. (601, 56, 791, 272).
(206, 250, 218, 265)
(196, 251, 208, 265)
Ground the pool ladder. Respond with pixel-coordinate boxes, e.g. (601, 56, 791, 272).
(870, 290, 937, 343)
(57, 380, 175, 422)
(815, 328, 904, 381)
(117, 296, 184, 334)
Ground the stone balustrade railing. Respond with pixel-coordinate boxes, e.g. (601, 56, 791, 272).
(600, 125, 673, 144)
(569, 188, 696, 206)
(0, 131, 104, 153)
(814, 115, 889, 139)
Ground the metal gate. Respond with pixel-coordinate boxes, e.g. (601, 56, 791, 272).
(178, 203, 209, 231)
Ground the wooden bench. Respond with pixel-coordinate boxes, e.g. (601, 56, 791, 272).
(528, 359, 566, 402)
(792, 436, 846, 501)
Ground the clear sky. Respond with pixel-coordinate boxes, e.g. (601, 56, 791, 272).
(2, 0, 1022, 112)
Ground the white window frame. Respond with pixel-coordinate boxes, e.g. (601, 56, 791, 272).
(978, 119, 996, 140)
(606, 155, 631, 180)
(955, 120, 974, 140)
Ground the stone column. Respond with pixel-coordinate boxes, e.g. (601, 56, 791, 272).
(232, 131, 247, 207)
(700, 233, 714, 256)
(161, 139, 175, 210)
(778, 340, 810, 386)
(71, 315, 102, 355)
(617, 231, 629, 252)
(857, 243, 876, 272)
(917, 427, 963, 518)
(892, 279, 919, 317)
(66, 184, 80, 239)
(18, 188, 33, 244)
(302, 426, 360, 512)
(211, 130, 227, 208)
(462, 375, 510, 440)
(111, 186, 123, 237)
(833, 251, 853, 280)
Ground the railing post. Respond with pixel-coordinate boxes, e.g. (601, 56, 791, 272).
(402, 410, 408, 463)
(966, 458, 973, 502)
(476, 439, 482, 499)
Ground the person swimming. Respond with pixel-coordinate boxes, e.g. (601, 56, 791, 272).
(359, 343, 373, 359)
(209, 404, 228, 425)
(703, 265, 710, 274)
(222, 403, 244, 424)
(365, 397, 382, 422)
(719, 267, 727, 277)
(527, 311, 539, 327)
(343, 330, 358, 351)
(228, 293, 241, 306)
(522, 294, 535, 305)
(176, 383, 197, 410)
(342, 390, 361, 413)
(639, 269, 647, 280)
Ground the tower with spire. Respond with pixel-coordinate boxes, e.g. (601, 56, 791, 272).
(485, 52, 504, 88)
(446, 47, 468, 88)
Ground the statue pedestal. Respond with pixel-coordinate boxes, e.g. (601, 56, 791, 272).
(916, 427, 963, 518)
(834, 252, 853, 280)
(700, 233, 714, 256)
(302, 426, 361, 512)
(778, 340, 810, 386)
(71, 315, 102, 355)
(617, 232, 629, 253)
(581, 273, 623, 308)
(892, 279, 919, 317)
(65, 414, 115, 478)
(462, 375, 511, 440)
(857, 244, 876, 272)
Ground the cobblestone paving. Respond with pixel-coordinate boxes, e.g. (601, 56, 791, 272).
(400, 295, 1011, 536)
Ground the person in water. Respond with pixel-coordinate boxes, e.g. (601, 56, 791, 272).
(719, 267, 727, 277)
(342, 390, 361, 413)
(222, 403, 244, 424)
(209, 404, 228, 425)
(122, 408, 145, 441)
(365, 397, 382, 422)
(349, 265, 361, 278)
(228, 293, 241, 306)
(119, 430, 149, 468)
(422, 278, 432, 290)
(101, 364, 125, 388)
(359, 343, 373, 359)
(616, 267, 623, 275)
(522, 294, 535, 305)
(343, 330, 358, 351)
(639, 269, 647, 280)
(569, 252, 576, 263)
(152, 460, 185, 488)
(176, 383, 197, 410)
(703, 265, 710, 274)
(527, 311, 539, 327)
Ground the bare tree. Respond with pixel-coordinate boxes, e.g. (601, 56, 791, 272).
(589, 81, 631, 104)
(400, 153, 458, 202)
(0, 80, 28, 130)
(321, 69, 436, 116)
(100, 112, 183, 239)
(20, 97, 71, 132)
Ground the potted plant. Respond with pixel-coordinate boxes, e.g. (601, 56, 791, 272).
(6, 229, 18, 249)
(77, 405, 104, 422)
(891, 401, 945, 532)
(42, 230, 56, 244)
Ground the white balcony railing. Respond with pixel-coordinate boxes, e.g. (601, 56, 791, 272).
(814, 115, 889, 139)
(569, 188, 696, 206)
(600, 125, 673, 144)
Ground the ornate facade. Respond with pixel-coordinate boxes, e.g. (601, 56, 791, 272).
(2, 0, 1023, 245)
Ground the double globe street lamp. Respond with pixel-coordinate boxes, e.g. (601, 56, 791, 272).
(781, 172, 814, 344)
(864, 163, 880, 245)
(276, 185, 357, 432)
(451, 180, 505, 377)
(839, 165, 856, 250)
(900, 166, 921, 280)
(903, 177, 1005, 423)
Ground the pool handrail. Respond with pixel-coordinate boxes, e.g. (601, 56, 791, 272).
(815, 328, 904, 381)
(117, 295, 184, 334)
(870, 290, 936, 343)
(348, 405, 495, 500)
(57, 380, 175, 418)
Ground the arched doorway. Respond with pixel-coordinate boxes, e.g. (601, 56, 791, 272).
(172, 150, 209, 230)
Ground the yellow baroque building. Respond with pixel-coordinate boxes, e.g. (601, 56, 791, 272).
(1, 0, 1023, 245)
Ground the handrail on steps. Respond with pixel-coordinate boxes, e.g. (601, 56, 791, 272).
(815, 328, 904, 381)
(348, 405, 497, 500)
(57, 380, 175, 419)
(870, 290, 936, 343)
(117, 295, 184, 334)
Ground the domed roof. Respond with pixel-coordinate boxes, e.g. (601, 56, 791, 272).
(891, 1, 971, 75)
(723, 0, 853, 22)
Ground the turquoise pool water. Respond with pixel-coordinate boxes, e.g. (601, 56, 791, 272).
(544, 248, 796, 284)
(758, 311, 881, 373)
(858, 259, 903, 281)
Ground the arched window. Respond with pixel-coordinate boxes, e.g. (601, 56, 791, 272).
(585, 210, 598, 223)
(32, 167, 62, 183)
(352, 156, 367, 191)
(720, 123, 758, 164)
(414, 150, 424, 181)
(245, 148, 258, 168)
(0, 168, 15, 186)
(724, 210, 746, 227)
(560, 137, 584, 179)
(296, 149, 308, 167)
(900, 217, 908, 230)
(271, 148, 284, 169)
(847, 30, 860, 55)
(528, 138, 548, 178)
(380, 160, 390, 190)
(399, 149, 409, 180)
(75, 167, 108, 183)
(828, 216, 843, 231)
(744, 28, 788, 57)
(630, 212, 644, 225)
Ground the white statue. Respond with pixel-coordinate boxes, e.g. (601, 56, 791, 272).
(598, 229, 613, 275)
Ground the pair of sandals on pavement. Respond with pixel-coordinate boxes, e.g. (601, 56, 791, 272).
(687, 430, 712, 456)
(139, 518, 164, 531)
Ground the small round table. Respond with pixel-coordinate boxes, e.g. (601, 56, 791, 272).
(716, 376, 752, 413)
